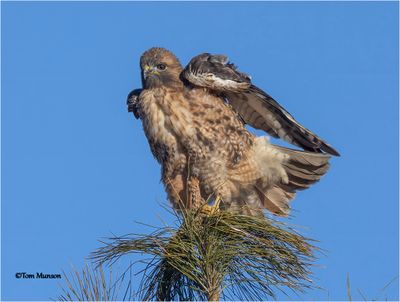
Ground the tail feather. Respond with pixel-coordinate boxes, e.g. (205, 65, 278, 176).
(274, 145, 331, 166)
(256, 185, 294, 216)
(257, 145, 332, 216)
(285, 162, 329, 177)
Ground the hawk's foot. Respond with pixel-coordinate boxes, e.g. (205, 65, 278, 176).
(201, 196, 222, 215)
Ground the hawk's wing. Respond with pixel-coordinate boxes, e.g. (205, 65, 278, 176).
(127, 88, 142, 119)
(182, 53, 340, 156)
(182, 53, 252, 92)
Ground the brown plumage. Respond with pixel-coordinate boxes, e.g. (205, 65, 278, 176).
(130, 47, 339, 217)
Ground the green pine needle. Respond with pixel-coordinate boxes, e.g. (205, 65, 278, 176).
(91, 209, 318, 301)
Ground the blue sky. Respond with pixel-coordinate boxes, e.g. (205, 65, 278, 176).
(1, 1, 398, 300)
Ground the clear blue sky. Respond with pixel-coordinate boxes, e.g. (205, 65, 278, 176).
(2, 1, 398, 301)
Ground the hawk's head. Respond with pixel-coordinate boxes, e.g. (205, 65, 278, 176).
(140, 47, 183, 89)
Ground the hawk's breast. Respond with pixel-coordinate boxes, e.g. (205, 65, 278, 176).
(138, 88, 195, 164)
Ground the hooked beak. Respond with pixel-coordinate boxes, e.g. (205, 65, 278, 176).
(143, 65, 154, 79)
(143, 65, 161, 80)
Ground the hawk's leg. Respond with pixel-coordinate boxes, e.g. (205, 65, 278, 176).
(187, 175, 221, 215)
(164, 174, 187, 211)
(188, 176, 204, 209)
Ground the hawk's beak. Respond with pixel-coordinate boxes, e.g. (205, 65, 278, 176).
(143, 65, 154, 79)
(143, 65, 159, 80)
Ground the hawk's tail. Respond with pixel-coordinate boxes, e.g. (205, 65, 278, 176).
(257, 145, 331, 216)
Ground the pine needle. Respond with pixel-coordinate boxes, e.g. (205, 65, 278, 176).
(91, 209, 318, 301)
(57, 263, 134, 301)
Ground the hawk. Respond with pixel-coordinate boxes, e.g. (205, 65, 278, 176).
(127, 47, 339, 217)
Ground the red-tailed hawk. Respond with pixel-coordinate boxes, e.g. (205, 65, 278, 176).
(127, 47, 339, 217)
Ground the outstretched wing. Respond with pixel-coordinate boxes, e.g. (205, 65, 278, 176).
(182, 53, 340, 156)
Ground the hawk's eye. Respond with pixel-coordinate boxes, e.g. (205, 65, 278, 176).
(156, 64, 166, 70)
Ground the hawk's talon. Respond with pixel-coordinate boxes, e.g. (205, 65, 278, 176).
(201, 196, 222, 215)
